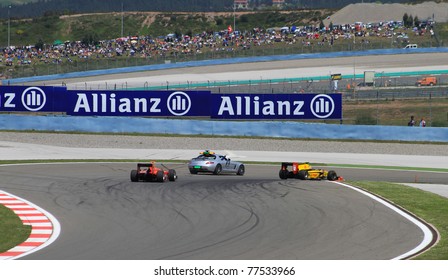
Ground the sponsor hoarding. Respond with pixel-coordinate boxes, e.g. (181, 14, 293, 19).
(0, 86, 66, 112)
(1, 86, 342, 120)
(211, 93, 342, 119)
(67, 90, 211, 116)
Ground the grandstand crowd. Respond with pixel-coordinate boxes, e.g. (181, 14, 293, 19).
(0, 19, 434, 69)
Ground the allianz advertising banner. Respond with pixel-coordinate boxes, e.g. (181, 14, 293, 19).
(1, 86, 342, 120)
(211, 93, 342, 119)
(0, 86, 67, 112)
(67, 90, 211, 116)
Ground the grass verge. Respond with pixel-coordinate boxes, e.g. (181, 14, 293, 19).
(0, 204, 32, 253)
(350, 181, 448, 260)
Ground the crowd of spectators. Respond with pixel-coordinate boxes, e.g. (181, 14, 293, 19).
(0, 19, 435, 71)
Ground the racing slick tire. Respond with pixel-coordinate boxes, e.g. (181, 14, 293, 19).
(130, 170, 138, 182)
(237, 164, 245, 176)
(168, 169, 177, 181)
(279, 169, 289, 180)
(156, 170, 165, 182)
(298, 170, 309, 180)
(189, 169, 198, 174)
(213, 164, 222, 175)
(327, 170, 338, 181)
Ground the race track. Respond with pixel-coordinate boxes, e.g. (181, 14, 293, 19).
(2, 52, 446, 260)
(0, 162, 442, 260)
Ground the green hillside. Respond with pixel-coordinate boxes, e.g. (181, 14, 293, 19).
(0, 10, 330, 46)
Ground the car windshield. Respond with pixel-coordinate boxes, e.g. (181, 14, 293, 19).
(196, 155, 216, 160)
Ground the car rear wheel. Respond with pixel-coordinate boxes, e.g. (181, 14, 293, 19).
(168, 169, 177, 181)
(298, 170, 309, 180)
(213, 164, 222, 175)
(327, 170, 338, 181)
(130, 170, 138, 182)
(156, 170, 165, 182)
(190, 169, 198, 174)
(279, 169, 288, 179)
(237, 165, 245, 176)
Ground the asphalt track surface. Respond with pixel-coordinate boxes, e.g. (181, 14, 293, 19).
(1, 162, 445, 260)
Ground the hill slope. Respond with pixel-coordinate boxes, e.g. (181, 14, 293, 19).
(325, 2, 448, 25)
(0, 0, 441, 19)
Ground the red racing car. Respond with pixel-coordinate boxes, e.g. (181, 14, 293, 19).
(130, 162, 177, 182)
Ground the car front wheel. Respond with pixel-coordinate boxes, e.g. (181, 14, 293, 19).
(168, 169, 177, 181)
(237, 165, 245, 176)
(327, 170, 338, 181)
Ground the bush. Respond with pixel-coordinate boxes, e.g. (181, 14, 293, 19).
(355, 114, 377, 125)
(431, 120, 447, 127)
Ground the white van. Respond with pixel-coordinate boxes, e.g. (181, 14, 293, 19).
(404, 44, 418, 49)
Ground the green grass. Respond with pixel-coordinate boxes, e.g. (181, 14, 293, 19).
(0, 204, 32, 253)
(350, 181, 448, 259)
(341, 98, 448, 127)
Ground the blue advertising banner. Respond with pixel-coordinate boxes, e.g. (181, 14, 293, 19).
(211, 93, 342, 119)
(0, 86, 67, 112)
(1, 86, 342, 120)
(66, 90, 211, 116)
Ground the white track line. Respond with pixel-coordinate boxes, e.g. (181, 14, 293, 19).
(333, 181, 438, 260)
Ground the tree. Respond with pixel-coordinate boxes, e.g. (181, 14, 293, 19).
(35, 38, 44, 50)
(414, 15, 420, 27)
(406, 14, 414, 28)
(402, 13, 408, 27)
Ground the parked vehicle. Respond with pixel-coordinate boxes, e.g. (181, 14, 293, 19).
(416, 76, 437, 86)
(404, 44, 418, 49)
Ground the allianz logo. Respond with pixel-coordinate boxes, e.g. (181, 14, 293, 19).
(216, 94, 335, 118)
(73, 91, 191, 116)
(0, 87, 47, 112)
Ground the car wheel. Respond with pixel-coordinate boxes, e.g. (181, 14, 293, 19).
(130, 170, 138, 182)
(168, 169, 177, 181)
(327, 170, 338, 181)
(279, 169, 288, 179)
(213, 164, 222, 175)
(156, 170, 165, 182)
(190, 169, 198, 174)
(298, 170, 309, 180)
(237, 165, 245, 176)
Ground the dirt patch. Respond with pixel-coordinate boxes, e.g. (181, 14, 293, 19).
(324, 1, 448, 25)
